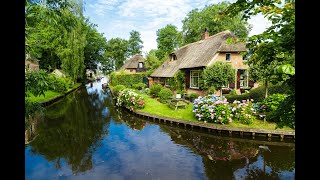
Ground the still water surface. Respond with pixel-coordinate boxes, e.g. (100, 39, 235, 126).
(25, 78, 295, 180)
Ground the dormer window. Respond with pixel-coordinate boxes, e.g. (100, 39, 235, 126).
(171, 54, 177, 61)
(226, 53, 231, 61)
(138, 62, 144, 68)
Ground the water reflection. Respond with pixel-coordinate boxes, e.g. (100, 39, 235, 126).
(25, 79, 294, 179)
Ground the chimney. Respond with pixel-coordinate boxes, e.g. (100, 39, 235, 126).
(202, 28, 209, 40)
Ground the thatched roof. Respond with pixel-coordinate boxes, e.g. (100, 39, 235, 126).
(151, 30, 246, 77)
(119, 54, 145, 70)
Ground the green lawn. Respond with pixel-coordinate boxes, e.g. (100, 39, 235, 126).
(137, 93, 293, 131)
(26, 83, 82, 103)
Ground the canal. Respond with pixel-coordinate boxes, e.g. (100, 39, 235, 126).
(25, 78, 295, 179)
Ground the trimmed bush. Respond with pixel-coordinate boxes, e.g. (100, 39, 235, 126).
(158, 88, 173, 103)
(109, 72, 145, 87)
(132, 82, 147, 90)
(190, 92, 199, 98)
(150, 84, 163, 97)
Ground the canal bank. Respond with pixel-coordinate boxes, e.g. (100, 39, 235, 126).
(25, 79, 295, 179)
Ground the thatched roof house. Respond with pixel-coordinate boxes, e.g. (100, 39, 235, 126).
(119, 54, 145, 73)
(151, 30, 246, 77)
(150, 30, 255, 95)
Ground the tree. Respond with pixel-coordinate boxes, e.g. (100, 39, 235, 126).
(226, 0, 295, 128)
(181, 1, 251, 45)
(84, 21, 107, 71)
(144, 49, 161, 76)
(202, 61, 235, 97)
(156, 24, 182, 60)
(128, 30, 143, 56)
(104, 38, 129, 71)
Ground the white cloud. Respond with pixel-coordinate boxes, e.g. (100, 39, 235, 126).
(85, 0, 272, 53)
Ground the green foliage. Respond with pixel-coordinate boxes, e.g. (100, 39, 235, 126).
(144, 88, 150, 95)
(109, 72, 145, 88)
(225, 83, 290, 103)
(156, 24, 182, 60)
(104, 38, 129, 71)
(272, 95, 295, 129)
(261, 94, 287, 112)
(158, 88, 173, 103)
(25, 100, 44, 118)
(128, 30, 143, 56)
(149, 84, 164, 97)
(115, 89, 145, 111)
(229, 89, 237, 96)
(202, 61, 235, 95)
(111, 85, 126, 97)
(206, 86, 216, 95)
(47, 75, 72, 93)
(231, 99, 255, 125)
(190, 92, 199, 98)
(181, 1, 251, 45)
(25, 69, 50, 97)
(132, 82, 147, 90)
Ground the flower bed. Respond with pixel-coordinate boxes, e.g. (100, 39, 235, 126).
(192, 94, 256, 125)
(115, 88, 145, 111)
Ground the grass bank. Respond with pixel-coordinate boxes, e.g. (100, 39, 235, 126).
(26, 83, 82, 103)
(137, 93, 293, 131)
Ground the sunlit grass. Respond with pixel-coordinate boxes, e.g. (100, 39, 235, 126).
(137, 93, 294, 131)
(26, 83, 82, 103)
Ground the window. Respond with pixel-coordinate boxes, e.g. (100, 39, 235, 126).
(171, 54, 177, 61)
(226, 53, 231, 61)
(190, 70, 200, 88)
(138, 62, 143, 68)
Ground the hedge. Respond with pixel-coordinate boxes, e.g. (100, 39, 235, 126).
(110, 72, 146, 88)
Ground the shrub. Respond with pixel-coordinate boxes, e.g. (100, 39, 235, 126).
(112, 85, 126, 97)
(260, 94, 287, 112)
(47, 75, 70, 93)
(229, 90, 237, 96)
(132, 82, 146, 90)
(109, 72, 145, 87)
(115, 89, 145, 111)
(158, 88, 173, 103)
(206, 86, 216, 95)
(145, 88, 150, 95)
(190, 92, 199, 98)
(230, 99, 256, 125)
(150, 84, 163, 97)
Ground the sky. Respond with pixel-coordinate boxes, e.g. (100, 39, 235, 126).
(83, 0, 271, 55)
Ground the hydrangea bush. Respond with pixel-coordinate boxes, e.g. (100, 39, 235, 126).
(192, 95, 256, 125)
(115, 89, 145, 111)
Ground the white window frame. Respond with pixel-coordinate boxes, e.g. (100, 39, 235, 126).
(138, 62, 143, 68)
(226, 53, 231, 61)
(190, 70, 200, 89)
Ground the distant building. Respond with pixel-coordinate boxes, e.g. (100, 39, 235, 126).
(119, 54, 145, 73)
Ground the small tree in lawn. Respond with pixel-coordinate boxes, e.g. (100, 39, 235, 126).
(202, 61, 235, 97)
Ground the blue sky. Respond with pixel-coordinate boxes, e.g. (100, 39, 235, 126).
(83, 0, 271, 55)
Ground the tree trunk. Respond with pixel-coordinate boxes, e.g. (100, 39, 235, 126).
(220, 87, 222, 97)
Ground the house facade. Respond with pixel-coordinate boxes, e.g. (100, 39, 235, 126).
(150, 30, 255, 96)
(119, 54, 145, 73)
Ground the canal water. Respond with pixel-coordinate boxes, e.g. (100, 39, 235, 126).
(25, 78, 295, 180)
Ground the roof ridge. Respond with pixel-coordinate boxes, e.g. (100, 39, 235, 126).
(173, 30, 232, 52)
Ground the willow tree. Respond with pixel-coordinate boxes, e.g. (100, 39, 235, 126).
(56, 9, 87, 83)
(202, 61, 235, 97)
